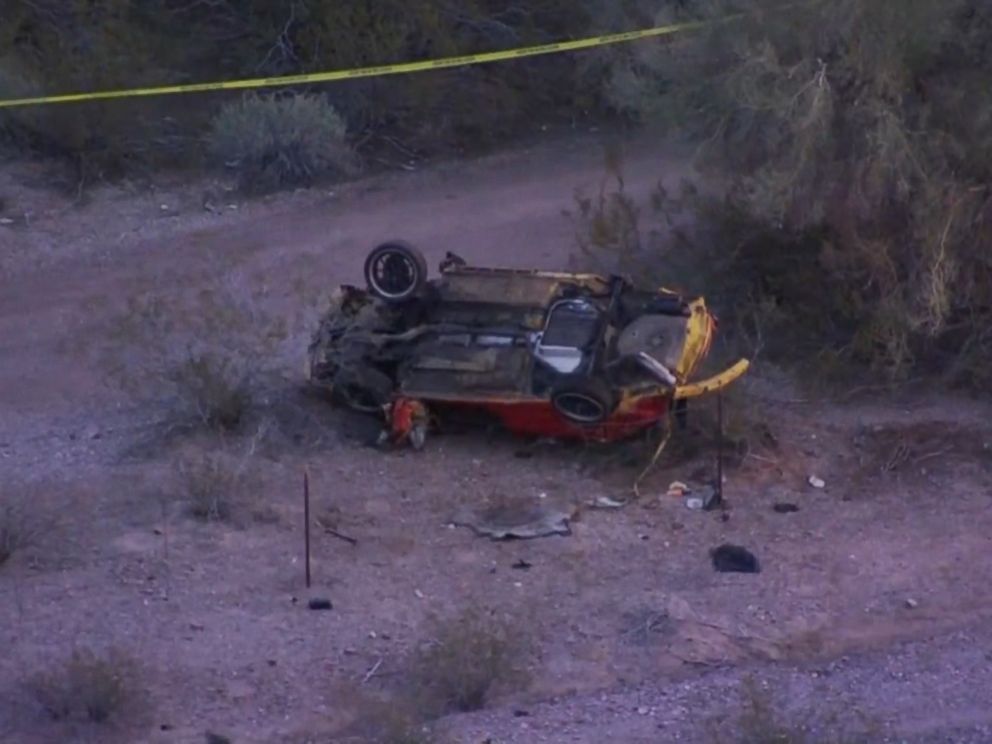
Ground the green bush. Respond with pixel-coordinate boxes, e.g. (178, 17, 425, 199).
(591, 0, 992, 386)
(208, 92, 356, 191)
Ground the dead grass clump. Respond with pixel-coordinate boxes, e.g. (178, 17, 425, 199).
(343, 696, 438, 744)
(29, 648, 142, 724)
(0, 495, 47, 567)
(175, 449, 247, 522)
(409, 606, 531, 717)
(167, 352, 253, 432)
(709, 677, 877, 744)
(96, 261, 295, 434)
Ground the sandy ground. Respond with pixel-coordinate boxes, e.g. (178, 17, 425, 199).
(1, 134, 991, 744)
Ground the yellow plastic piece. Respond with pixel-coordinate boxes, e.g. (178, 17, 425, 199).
(675, 358, 751, 399)
(675, 297, 716, 382)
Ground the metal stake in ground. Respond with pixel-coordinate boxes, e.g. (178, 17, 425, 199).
(304, 468, 311, 588)
(711, 392, 725, 509)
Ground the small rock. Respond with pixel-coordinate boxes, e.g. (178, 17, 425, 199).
(414, 589, 424, 599)
(905, 598, 919, 609)
(307, 598, 333, 611)
(205, 733, 231, 744)
(512, 559, 532, 571)
(773, 503, 800, 514)
(808, 475, 826, 489)
(0, 217, 14, 225)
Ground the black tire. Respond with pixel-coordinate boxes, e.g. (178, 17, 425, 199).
(363, 241, 428, 303)
(332, 365, 394, 414)
(551, 377, 618, 425)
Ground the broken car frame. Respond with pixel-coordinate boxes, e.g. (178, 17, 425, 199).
(307, 242, 749, 448)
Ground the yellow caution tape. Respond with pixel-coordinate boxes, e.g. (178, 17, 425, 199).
(0, 17, 725, 109)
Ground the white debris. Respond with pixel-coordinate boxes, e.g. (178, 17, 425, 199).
(808, 475, 826, 489)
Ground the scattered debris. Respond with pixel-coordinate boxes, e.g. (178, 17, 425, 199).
(685, 485, 719, 511)
(0, 217, 15, 226)
(362, 659, 383, 684)
(307, 598, 333, 611)
(905, 598, 919, 609)
(324, 527, 358, 546)
(667, 481, 690, 498)
(591, 496, 627, 510)
(511, 559, 533, 571)
(205, 732, 232, 744)
(711, 544, 761, 574)
(452, 500, 576, 540)
(808, 475, 826, 489)
(773, 503, 800, 514)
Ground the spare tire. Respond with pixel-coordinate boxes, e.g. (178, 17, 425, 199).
(364, 241, 428, 303)
(551, 377, 618, 425)
(332, 365, 394, 414)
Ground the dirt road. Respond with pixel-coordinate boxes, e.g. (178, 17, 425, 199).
(1, 135, 991, 743)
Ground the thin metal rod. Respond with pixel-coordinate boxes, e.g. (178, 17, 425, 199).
(304, 468, 312, 589)
(716, 392, 724, 503)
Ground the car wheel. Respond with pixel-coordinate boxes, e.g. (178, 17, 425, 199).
(332, 366, 394, 414)
(551, 377, 617, 425)
(363, 241, 428, 302)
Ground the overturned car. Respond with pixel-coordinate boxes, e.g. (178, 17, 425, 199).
(307, 242, 749, 446)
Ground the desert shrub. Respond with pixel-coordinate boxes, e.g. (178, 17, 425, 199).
(595, 0, 992, 386)
(409, 606, 530, 717)
(29, 647, 141, 724)
(343, 696, 438, 744)
(0, 2, 208, 181)
(175, 449, 246, 522)
(208, 92, 356, 192)
(0, 496, 45, 567)
(708, 677, 876, 744)
(99, 262, 293, 432)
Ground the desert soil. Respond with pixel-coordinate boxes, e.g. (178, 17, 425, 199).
(1, 133, 991, 744)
